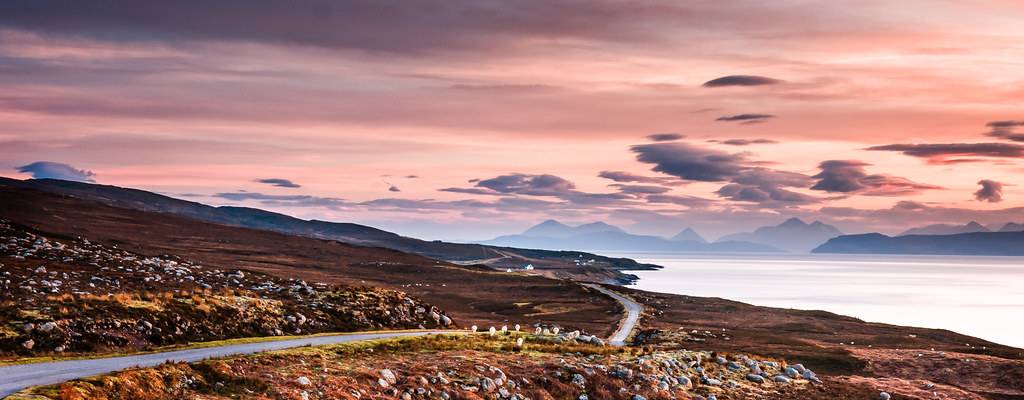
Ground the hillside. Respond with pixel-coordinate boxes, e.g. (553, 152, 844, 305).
(0, 178, 656, 284)
(0, 181, 624, 337)
(813, 231, 1024, 255)
(0, 219, 452, 357)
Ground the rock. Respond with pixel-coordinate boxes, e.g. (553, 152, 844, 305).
(380, 369, 398, 385)
(579, 395, 589, 400)
(631, 395, 647, 400)
(790, 363, 806, 373)
(802, 369, 821, 384)
(22, 339, 34, 350)
(773, 375, 791, 383)
(300, 391, 309, 400)
(880, 392, 891, 400)
(440, 315, 452, 326)
(571, 373, 586, 387)
(440, 392, 450, 400)
(480, 377, 497, 392)
(746, 374, 765, 384)
(677, 375, 692, 388)
(296, 376, 312, 386)
(783, 367, 799, 378)
(377, 378, 390, 388)
(21, 322, 35, 333)
(726, 361, 743, 371)
(38, 321, 58, 332)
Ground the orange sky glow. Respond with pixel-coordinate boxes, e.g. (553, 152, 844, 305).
(2, 1, 1023, 240)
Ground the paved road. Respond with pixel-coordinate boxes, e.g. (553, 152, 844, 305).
(0, 331, 448, 398)
(583, 283, 642, 346)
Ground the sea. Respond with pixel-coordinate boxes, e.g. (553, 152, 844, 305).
(609, 252, 1024, 348)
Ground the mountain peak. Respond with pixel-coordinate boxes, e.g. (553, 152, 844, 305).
(670, 227, 707, 243)
(577, 221, 616, 229)
(780, 217, 807, 227)
(522, 219, 621, 237)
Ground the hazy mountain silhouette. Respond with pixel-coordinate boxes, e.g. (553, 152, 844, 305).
(484, 220, 778, 253)
(522, 220, 623, 238)
(716, 217, 842, 253)
(899, 221, 990, 236)
(670, 228, 706, 243)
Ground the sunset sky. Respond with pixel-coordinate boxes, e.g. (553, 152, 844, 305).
(2, 1, 1024, 240)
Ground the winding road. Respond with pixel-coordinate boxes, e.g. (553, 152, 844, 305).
(0, 331, 445, 398)
(0, 285, 642, 398)
(583, 283, 642, 346)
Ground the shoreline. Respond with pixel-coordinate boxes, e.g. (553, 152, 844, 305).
(623, 252, 1024, 349)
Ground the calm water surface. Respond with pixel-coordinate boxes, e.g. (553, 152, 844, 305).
(614, 253, 1024, 348)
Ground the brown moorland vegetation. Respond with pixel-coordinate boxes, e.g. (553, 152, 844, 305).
(25, 334, 893, 400)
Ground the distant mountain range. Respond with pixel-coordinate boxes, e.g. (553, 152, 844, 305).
(896, 221, 1024, 236)
(899, 221, 990, 236)
(717, 217, 843, 253)
(522, 220, 624, 238)
(813, 231, 1024, 256)
(483, 220, 781, 253)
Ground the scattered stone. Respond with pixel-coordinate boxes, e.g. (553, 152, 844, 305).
(380, 369, 398, 385)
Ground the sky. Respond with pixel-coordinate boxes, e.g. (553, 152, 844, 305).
(2, 0, 1024, 241)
